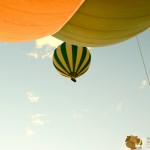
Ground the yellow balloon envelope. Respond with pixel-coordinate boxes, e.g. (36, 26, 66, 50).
(53, 42, 91, 82)
(0, 0, 84, 42)
(54, 0, 150, 47)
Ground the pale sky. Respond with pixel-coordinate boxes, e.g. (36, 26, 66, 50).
(0, 30, 150, 150)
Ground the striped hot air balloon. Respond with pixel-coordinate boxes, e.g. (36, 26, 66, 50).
(52, 42, 91, 82)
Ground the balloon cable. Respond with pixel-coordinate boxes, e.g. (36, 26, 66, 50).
(136, 35, 150, 86)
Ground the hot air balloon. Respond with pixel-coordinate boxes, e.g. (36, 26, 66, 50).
(0, 0, 84, 42)
(1, 0, 150, 47)
(52, 42, 91, 82)
(54, 0, 150, 47)
(125, 135, 142, 150)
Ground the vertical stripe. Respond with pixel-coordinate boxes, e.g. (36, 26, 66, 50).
(76, 47, 87, 73)
(74, 46, 83, 72)
(72, 44, 77, 73)
(53, 56, 69, 75)
(66, 43, 73, 72)
(56, 45, 70, 73)
(77, 69, 89, 78)
(77, 49, 90, 73)
(78, 58, 91, 76)
(61, 42, 71, 73)
(53, 63, 69, 77)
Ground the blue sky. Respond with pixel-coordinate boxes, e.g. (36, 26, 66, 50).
(0, 30, 150, 150)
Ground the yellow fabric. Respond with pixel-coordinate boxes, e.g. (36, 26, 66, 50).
(0, 0, 84, 42)
(77, 49, 90, 73)
(75, 46, 83, 72)
(66, 44, 73, 72)
(53, 57, 69, 75)
(78, 62, 91, 77)
(55, 45, 70, 73)
(54, 0, 150, 47)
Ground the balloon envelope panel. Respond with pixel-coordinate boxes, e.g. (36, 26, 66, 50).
(0, 0, 84, 42)
(54, 0, 150, 47)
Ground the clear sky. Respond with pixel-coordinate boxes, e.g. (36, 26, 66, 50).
(0, 30, 150, 150)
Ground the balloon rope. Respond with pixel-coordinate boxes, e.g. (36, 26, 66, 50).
(136, 35, 150, 85)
